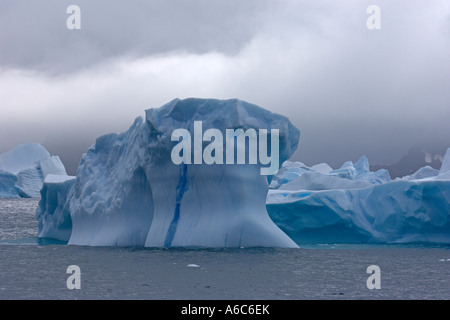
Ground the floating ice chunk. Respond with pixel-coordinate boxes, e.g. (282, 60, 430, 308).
(187, 264, 200, 268)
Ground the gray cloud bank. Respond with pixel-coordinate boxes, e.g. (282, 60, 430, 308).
(0, 0, 450, 175)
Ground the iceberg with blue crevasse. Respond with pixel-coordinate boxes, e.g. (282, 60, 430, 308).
(38, 98, 300, 247)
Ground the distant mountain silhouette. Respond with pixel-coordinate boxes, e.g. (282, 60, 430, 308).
(371, 143, 447, 178)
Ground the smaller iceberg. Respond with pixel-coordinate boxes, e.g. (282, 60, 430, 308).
(267, 150, 450, 244)
(0, 143, 67, 198)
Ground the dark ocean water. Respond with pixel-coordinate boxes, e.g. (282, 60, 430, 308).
(0, 198, 449, 300)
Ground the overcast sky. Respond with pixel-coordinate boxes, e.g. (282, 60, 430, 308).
(1, 0, 450, 174)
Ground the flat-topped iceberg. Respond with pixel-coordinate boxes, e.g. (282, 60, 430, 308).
(0, 143, 67, 198)
(38, 98, 300, 248)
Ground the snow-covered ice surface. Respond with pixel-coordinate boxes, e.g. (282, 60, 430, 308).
(267, 149, 450, 244)
(0, 143, 67, 198)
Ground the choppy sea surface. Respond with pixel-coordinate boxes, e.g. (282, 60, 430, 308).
(0, 198, 449, 300)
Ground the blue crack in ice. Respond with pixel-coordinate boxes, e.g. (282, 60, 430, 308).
(164, 163, 188, 247)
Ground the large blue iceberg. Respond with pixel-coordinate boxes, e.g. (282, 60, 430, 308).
(37, 98, 300, 247)
(0, 143, 67, 198)
(267, 152, 450, 244)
